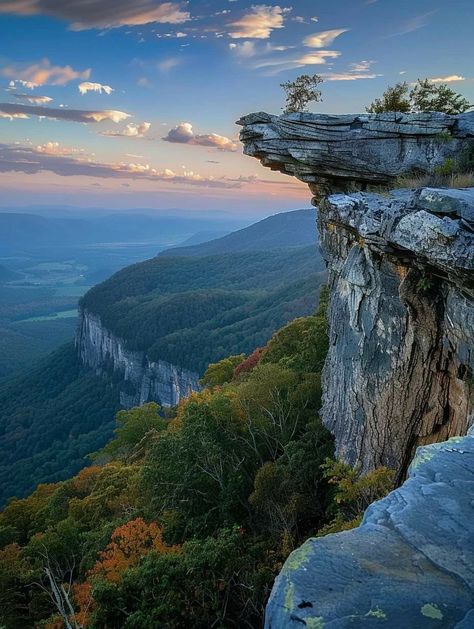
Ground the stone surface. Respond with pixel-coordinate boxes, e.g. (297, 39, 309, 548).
(319, 188, 473, 478)
(265, 430, 474, 629)
(76, 309, 200, 408)
(237, 111, 474, 199)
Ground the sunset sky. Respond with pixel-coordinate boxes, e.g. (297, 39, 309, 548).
(0, 0, 472, 215)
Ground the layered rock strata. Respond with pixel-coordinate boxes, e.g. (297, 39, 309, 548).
(237, 110, 474, 199)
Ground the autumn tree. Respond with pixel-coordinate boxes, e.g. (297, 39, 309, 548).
(89, 518, 179, 583)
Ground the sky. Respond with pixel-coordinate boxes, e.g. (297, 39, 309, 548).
(0, 0, 473, 216)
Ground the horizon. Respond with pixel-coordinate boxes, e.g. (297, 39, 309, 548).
(1, 0, 473, 215)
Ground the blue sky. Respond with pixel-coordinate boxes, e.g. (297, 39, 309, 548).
(0, 0, 472, 215)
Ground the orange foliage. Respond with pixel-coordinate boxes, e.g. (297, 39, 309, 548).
(73, 581, 94, 627)
(71, 465, 102, 494)
(89, 518, 180, 583)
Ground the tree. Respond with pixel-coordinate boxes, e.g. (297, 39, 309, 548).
(410, 78, 471, 114)
(281, 74, 323, 114)
(366, 81, 411, 113)
(200, 354, 245, 388)
(89, 518, 179, 584)
(367, 78, 471, 114)
(98, 402, 166, 461)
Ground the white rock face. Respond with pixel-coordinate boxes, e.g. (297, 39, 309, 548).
(76, 309, 200, 408)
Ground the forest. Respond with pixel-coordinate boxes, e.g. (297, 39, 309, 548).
(81, 246, 326, 373)
(0, 289, 393, 628)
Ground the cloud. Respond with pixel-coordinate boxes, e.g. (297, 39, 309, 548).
(0, 1, 190, 29)
(78, 81, 114, 95)
(253, 49, 341, 74)
(1, 58, 90, 86)
(162, 122, 238, 151)
(321, 72, 381, 81)
(12, 92, 53, 104)
(387, 11, 438, 37)
(303, 28, 348, 48)
(429, 75, 466, 83)
(158, 57, 181, 72)
(320, 60, 382, 81)
(229, 5, 289, 39)
(8, 79, 38, 90)
(0, 142, 240, 188)
(0, 112, 29, 120)
(229, 40, 293, 58)
(101, 122, 151, 137)
(0, 103, 131, 123)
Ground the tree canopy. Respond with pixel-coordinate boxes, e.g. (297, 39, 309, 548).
(367, 78, 471, 114)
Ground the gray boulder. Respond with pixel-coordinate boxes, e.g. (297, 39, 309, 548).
(265, 431, 474, 629)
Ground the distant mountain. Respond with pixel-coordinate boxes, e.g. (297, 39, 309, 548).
(0, 212, 249, 253)
(159, 208, 316, 257)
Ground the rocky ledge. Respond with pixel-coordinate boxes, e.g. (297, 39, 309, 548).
(237, 111, 474, 199)
(76, 309, 200, 408)
(265, 429, 474, 628)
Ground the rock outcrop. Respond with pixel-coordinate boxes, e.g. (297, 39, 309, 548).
(239, 110, 474, 627)
(265, 429, 474, 628)
(238, 111, 474, 479)
(237, 111, 474, 199)
(76, 309, 200, 408)
(319, 187, 473, 478)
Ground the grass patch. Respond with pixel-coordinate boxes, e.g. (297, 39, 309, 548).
(394, 171, 474, 190)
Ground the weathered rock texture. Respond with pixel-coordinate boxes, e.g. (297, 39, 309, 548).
(76, 309, 200, 408)
(238, 112, 474, 479)
(265, 430, 474, 628)
(237, 111, 474, 199)
(320, 188, 474, 478)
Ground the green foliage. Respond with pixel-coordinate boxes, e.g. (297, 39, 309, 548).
(281, 74, 323, 114)
(0, 344, 121, 506)
(366, 81, 411, 113)
(200, 354, 245, 388)
(80, 248, 326, 374)
(0, 290, 390, 628)
(97, 402, 166, 461)
(367, 78, 471, 114)
(320, 459, 395, 531)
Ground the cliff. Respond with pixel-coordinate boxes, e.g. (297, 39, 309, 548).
(265, 429, 474, 628)
(76, 309, 200, 408)
(238, 110, 474, 627)
(238, 111, 474, 479)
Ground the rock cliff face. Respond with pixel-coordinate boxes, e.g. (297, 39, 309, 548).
(265, 429, 474, 628)
(319, 187, 473, 478)
(76, 309, 200, 408)
(238, 111, 474, 479)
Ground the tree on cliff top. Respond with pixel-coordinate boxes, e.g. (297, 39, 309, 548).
(281, 74, 323, 114)
(367, 79, 471, 114)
